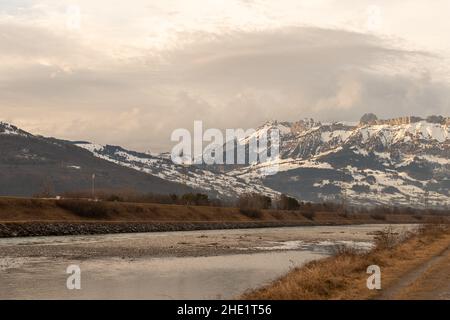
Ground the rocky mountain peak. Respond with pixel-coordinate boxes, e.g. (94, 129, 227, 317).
(0, 121, 30, 137)
(359, 113, 378, 125)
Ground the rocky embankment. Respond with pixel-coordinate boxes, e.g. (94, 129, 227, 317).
(0, 221, 321, 238)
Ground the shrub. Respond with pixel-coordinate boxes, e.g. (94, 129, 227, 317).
(56, 200, 112, 219)
(374, 226, 401, 249)
(332, 244, 360, 256)
(60, 190, 218, 207)
(276, 194, 300, 211)
(237, 193, 272, 219)
(239, 208, 264, 219)
(238, 193, 272, 210)
(180, 193, 210, 206)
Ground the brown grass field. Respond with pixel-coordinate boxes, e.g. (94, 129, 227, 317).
(241, 224, 450, 300)
(0, 196, 446, 225)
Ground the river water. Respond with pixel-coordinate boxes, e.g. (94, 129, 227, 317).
(0, 224, 415, 299)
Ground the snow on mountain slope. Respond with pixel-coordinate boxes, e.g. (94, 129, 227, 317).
(0, 122, 31, 137)
(74, 114, 448, 207)
(229, 115, 449, 207)
(348, 121, 449, 154)
(231, 116, 448, 166)
(75, 143, 279, 199)
(3, 115, 446, 206)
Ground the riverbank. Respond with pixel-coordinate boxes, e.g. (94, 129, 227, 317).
(241, 224, 450, 300)
(0, 197, 444, 237)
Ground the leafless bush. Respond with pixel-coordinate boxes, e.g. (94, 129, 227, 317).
(374, 226, 402, 249)
(276, 194, 300, 210)
(331, 244, 361, 256)
(239, 208, 264, 219)
(238, 193, 272, 210)
(56, 199, 113, 219)
(237, 193, 272, 219)
(180, 193, 210, 206)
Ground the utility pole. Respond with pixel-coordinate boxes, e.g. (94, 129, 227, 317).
(92, 173, 96, 200)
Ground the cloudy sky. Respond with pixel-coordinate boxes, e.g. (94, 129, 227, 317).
(1, 0, 450, 152)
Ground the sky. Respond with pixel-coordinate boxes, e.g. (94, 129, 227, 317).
(0, 0, 450, 152)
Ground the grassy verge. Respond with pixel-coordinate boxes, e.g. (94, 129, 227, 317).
(0, 197, 446, 225)
(241, 224, 450, 300)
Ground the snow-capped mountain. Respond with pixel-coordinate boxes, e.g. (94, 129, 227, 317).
(227, 114, 449, 207)
(235, 115, 448, 161)
(76, 114, 449, 207)
(75, 143, 279, 199)
(0, 114, 448, 207)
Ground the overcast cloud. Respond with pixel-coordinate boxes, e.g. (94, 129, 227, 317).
(0, 0, 449, 152)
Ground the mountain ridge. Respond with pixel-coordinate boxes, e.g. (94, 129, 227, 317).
(1, 114, 449, 207)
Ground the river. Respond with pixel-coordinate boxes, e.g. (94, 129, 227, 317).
(0, 224, 416, 299)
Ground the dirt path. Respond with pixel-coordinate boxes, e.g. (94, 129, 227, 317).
(377, 246, 450, 300)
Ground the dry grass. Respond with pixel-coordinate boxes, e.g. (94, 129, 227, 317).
(241, 224, 450, 300)
(395, 246, 450, 299)
(0, 197, 447, 225)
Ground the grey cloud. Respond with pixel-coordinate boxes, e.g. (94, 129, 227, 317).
(157, 27, 448, 126)
(0, 25, 448, 152)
